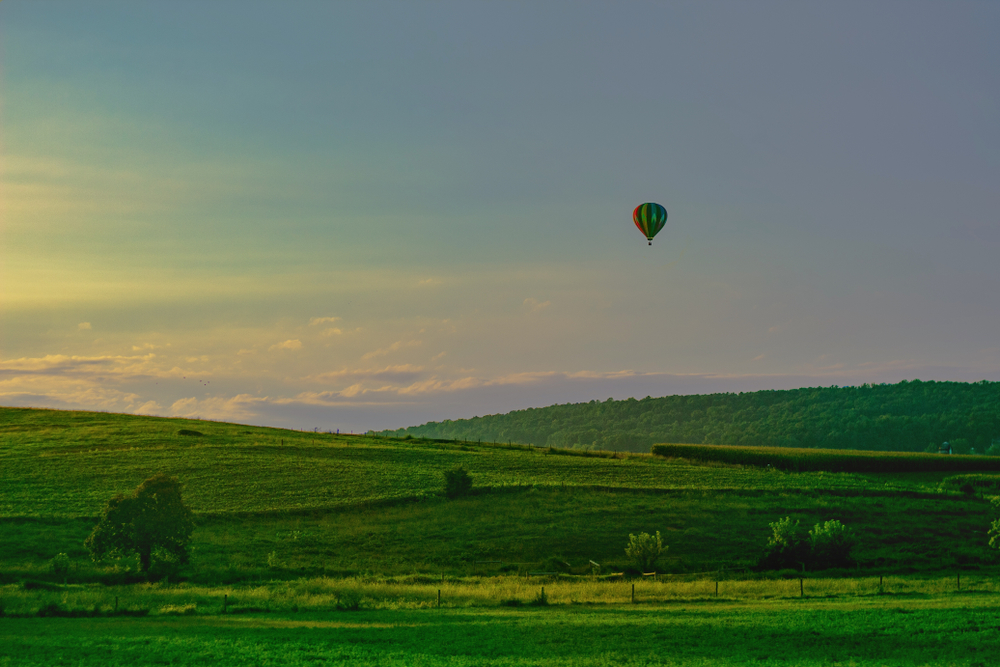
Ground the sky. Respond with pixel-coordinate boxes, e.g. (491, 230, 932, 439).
(2, 1, 999, 433)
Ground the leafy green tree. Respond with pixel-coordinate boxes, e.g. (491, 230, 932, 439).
(443, 466, 473, 498)
(988, 497, 1000, 550)
(625, 531, 666, 573)
(758, 517, 808, 570)
(85, 474, 194, 573)
(808, 520, 856, 569)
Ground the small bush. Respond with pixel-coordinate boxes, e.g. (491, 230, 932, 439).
(50, 553, 71, 577)
(758, 517, 809, 571)
(758, 517, 856, 571)
(177, 429, 203, 437)
(625, 531, 666, 573)
(443, 466, 473, 498)
(809, 520, 856, 569)
(335, 593, 362, 611)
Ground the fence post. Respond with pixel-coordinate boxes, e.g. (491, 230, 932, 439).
(716, 581, 719, 597)
(631, 583, 635, 604)
(437, 590, 441, 607)
(800, 578, 804, 597)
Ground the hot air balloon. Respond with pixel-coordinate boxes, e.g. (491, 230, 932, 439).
(633, 202, 667, 246)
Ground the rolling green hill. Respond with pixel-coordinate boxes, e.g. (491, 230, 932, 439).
(381, 380, 1000, 454)
(2, 406, 998, 585)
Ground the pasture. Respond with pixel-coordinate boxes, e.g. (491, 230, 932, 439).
(3, 590, 1000, 666)
(4, 406, 1000, 664)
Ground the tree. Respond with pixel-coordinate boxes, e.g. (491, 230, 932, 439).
(758, 517, 856, 571)
(625, 531, 667, 573)
(443, 466, 473, 498)
(808, 520, 856, 570)
(85, 474, 194, 573)
(758, 517, 808, 571)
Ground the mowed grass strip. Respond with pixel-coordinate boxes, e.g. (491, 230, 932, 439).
(652, 442, 1000, 473)
(4, 574, 1000, 616)
(3, 595, 1000, 666)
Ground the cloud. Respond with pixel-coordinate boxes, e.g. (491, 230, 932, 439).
(78, 322, 92, 330)
(170, 394, 266, 421)
(133, 400, 163, 415)
(361, 340, 422, 360)
(321, 328, 343, 336)
(269, 339, 303, 351)
(310, 364, 426, 384)
(309, 317, 341, 326)
(523, 298, 551, 312)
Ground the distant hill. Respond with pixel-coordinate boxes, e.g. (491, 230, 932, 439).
(380, 380, 1000, 454)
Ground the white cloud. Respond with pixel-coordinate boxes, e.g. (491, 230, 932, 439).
(321, 327, 343, 336)
(361, 340, 421, 360)
(78, 322, 92, 330)
(309, 317, 341, 326)
(269, 339, 303, 351)
(310, 364, 425, 384)
(170, 394, 265, 421)
(133, 400, 163, 415)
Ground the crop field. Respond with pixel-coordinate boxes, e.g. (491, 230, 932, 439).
(1, 407, 978, 519)
(651, 443, 1000, 473)
(4, 406, 1000, 664)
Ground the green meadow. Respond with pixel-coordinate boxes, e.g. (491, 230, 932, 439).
(3, 406, 1000, 665)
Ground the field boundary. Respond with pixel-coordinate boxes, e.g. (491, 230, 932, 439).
(651, 443, 1000, 473)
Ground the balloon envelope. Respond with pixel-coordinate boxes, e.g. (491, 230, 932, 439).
(633, 203, 667, 244)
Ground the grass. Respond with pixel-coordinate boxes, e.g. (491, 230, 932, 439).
(3, 591, 1000, 666)
(5, 406, 1000, 664)
(2, 406, 998, 582)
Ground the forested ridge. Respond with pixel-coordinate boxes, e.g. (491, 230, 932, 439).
(381, 380, 1000, 454)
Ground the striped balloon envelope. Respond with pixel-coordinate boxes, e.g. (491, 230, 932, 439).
(633, 203, 668, 246)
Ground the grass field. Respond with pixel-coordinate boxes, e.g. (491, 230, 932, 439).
(3, 591, 1000, 666)
(4, 406, 1000, 664)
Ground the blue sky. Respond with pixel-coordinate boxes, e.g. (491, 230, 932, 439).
(3, 2, 999, 431)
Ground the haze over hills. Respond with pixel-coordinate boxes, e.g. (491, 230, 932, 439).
(381, 380, 1000, 455)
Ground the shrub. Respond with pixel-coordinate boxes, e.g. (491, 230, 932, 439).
(758, 517, 809, 571)
(50, 553, 71, 577)
(758, 517, 856, 571)
(624, 531, 666, 573)
(809, 520, 856, 569)
(443, 466, 473, 498)
(988, 497, 1000, 551)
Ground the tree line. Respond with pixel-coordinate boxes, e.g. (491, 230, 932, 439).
(380, 380, 1000, 454)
